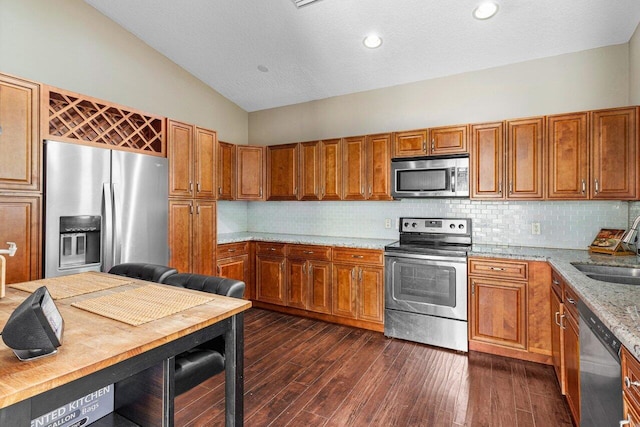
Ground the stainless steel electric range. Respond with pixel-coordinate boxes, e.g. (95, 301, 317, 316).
(384, 217, 471, 352)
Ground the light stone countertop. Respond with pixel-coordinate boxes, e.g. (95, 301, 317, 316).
(217, 232, 397, 250)
(471, 244, 640, 360)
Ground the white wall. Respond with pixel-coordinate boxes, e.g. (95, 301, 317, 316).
(248, 44, 629, 146)
(0, 0, 248, 143)
(630, 22, 640, 104)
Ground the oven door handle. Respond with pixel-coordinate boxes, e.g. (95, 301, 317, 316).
(384, 252, 467, 264)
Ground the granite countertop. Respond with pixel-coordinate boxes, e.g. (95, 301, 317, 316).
(217, 232, 396, 250)
(471, 244, 640, 359)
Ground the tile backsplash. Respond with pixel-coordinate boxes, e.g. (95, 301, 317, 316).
(219, 200, 640, 250)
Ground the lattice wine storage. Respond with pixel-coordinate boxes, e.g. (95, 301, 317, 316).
(43, 86, 166, 156)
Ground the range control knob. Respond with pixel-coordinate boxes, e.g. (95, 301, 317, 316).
(459, 224, 465, 229)
(404, 222, 409, 228)
(412, 222, 417, 228)
(450, 224, 455, 229)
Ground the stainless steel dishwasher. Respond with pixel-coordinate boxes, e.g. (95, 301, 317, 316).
(578, 299, 623, 426)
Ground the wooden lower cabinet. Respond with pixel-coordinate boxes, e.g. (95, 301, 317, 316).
(287, 259, 332, 314)
(216, 241, 251, 299)
(332, 264, 383, 322)
(551, 287, 565, 394)
(468, 257, 552, 364)
(255, 242, 286, 306)
(623, 346, 640, 426)
(564, 309, 580, 425)
(469, 277, 527, 349)
(168, 199, 216, 275)
(0, 194, 41, 284)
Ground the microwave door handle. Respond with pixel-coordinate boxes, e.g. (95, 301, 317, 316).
(451, 169, 456, 193)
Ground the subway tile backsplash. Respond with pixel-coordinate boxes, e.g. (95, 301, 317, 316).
(218, 200, 640, 250)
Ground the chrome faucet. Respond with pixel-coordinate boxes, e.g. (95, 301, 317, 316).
(621, 215, 640, 255)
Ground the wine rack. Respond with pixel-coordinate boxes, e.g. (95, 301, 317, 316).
(44, 86, 165, 156)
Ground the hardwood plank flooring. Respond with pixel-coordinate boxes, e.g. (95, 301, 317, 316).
(175, 308, 573, 427)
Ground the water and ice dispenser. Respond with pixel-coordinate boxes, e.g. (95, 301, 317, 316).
(58, 216, 101, 269)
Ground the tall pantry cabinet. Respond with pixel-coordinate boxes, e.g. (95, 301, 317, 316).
(168, 119, 217, 275)
(0, 73, 41, 284)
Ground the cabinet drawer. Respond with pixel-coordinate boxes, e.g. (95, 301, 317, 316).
(216, 241, 249, 258)
(287, 244, 332, 261)
(332, 248, 383, 265)
(468, 258, 528, 280)
(551, 270, 564, 300)
(255, 241, 286, 256)
(623, 347, 640, 412)
(563, 285, 579, 322)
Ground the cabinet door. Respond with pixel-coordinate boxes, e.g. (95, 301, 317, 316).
(236, 145, 264, 200)
(591, 107, 638, 199)
(193, 200, 216, 276)
(286, 259, 308, 309)
(320, 138, 342, 200)
(0, 74, 39, 191)
(194, 127, 216, 199)
(551, 290, 565, 394)
(308, 260, 332, 314)
(366, 133, 392, 200)
(218, 254, 249, 283)
(299, 141, 320, 200)
(470, 122, 504, 199)
(393, 129, 427, 158)
(217, 141, 236, 200)
(506, 117, 544, 199)
(256, 255, 286, 305)
(547, 113, 589, 199)
(267, 143, 298, 200)
(527, 261, 552, 357)
(342, 136, 366, 200)
(168, 199, 193, 274)
(564, 313, 580, 425)
(168, 120, 194, 198)
(332, 264, 358, 318)
(469, 277, 527, 349)
(0, 195, 40, 284)
(430, 125, 468, 155)
(358, 266, 384, 323)
(623, 397, 640, 427)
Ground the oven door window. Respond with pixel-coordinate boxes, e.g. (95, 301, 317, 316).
(392, 261, 456, 307)
(396, 168, 450, 192)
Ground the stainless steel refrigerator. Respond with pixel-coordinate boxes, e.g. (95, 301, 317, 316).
(44, 140, 169, 278)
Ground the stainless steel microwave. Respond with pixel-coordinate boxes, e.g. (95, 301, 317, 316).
(391, 155, 469, 198)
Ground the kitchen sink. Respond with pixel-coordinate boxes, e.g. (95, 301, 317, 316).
(571, 263, 640, 285)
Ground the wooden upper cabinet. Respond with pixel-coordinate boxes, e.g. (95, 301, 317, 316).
(393, 129, 428, 158)
(194, 127, 216, 199)
(320, 138, 342, 200)
(0, 74, 39, 191)
(343, 136, 367, 200)
(547, 113, 589, 199)
(267, 143, 298, 200)
(168, 120, 194, 198)
(299, 141, 321, 200)
(366, 133, 392, 200)
(591, 107, 638, 200)
(430, 124, 468, 155)
(470, 122, 505, 199)
(236, 145, 264, 200)
(168, 120, 216, 199)
(217, 141, 236, 200)
(506, 117, 544, 199)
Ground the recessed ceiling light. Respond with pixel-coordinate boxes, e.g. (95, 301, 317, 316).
(473, 1, 499, 20)
(257, 65, 269, 73)
(363, 34, 383, 49)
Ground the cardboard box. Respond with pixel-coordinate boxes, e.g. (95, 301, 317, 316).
(31, 384, 114, 427)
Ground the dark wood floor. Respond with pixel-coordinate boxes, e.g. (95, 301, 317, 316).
(175, 308, 573, 427)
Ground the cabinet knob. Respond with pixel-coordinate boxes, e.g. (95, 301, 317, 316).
(619, 415, 631, 426)
(227, 248, 236, 253)
(581, 179, 586, 195)
(489, 267, 505, 271)
(566, 297, 576, 305)
(352, 255, 364, 259)
(625, 376, 640, 388)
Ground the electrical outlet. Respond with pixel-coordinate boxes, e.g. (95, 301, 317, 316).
(531, 222, 541, 235)
(385, 218, 392, 229)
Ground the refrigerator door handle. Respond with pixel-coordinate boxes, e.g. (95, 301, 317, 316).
(112, 183, 122, 266)
(102, 183, 114, 272)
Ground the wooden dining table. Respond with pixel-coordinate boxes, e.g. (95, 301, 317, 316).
(0, 272, 251, 426)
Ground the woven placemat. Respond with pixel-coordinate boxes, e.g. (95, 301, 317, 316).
(9, 272, 132, 300)
(71, 284, 215, 326)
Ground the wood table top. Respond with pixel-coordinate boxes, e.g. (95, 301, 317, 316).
(0, 273, 251, 409)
